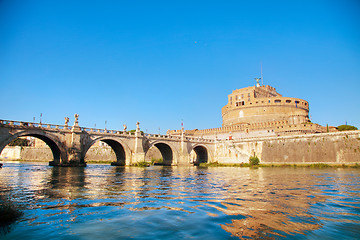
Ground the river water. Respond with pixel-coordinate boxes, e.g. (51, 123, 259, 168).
(0, 162, 359, 240)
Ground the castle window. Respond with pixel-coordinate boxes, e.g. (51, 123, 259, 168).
(275, 100, 281, 103)
(236, 96, 238, 100)
(236, 102, 245, 106)
(248, 93, 250, 97)
(305, 103, 307, 106)
(295, 101, 300, 104)
(241, 94, 244, 98)
(286, 100, 291, 103)
(268, 100, 271, 103)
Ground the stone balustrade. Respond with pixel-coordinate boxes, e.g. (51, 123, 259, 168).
(0, 119, 72, 130)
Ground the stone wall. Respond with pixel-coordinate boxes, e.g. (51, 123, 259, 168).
(21, 147, 53, 161)
(0, 146, 21, 160)
(260, 132, 360, 164)
(84, 146, 116, 162)
(213, 130, 360, 164)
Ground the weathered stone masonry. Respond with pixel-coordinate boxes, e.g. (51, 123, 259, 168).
(214, 131, 360, 164)
(1, 119, 359, 166)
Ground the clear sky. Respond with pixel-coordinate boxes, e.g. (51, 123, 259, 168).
(1, 0, 359, 133)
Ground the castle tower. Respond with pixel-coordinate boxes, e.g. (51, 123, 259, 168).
(221, 84, 310, 127)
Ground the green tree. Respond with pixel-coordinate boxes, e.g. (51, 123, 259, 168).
(337, 125, 358, 131)
(249, 156, 260, 166)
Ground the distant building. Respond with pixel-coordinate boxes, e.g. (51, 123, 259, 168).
(168, 81, 334, 139)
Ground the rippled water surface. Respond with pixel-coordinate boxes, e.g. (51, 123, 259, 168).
(1, 162, 360, 239)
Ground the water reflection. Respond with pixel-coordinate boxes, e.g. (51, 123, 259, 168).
(0, 163, 359, 239)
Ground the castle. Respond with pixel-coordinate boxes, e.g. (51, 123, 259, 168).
(168, 80, 334, 139)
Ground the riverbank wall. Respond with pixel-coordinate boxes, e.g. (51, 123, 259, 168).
(0, 146, 116, 162)
(0, 145, 163, 163)
(214, 130, 360, 164)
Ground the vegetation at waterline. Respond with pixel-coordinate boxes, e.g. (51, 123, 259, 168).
(130, 158, 165, 167)
(199, 162, 251, 167)
(337, 125, 358, 131)
(131, 161, 150, 167)
(151, 158, 163, 165)
(198, 162, 360, 168)
(0, 199, 23, 229)
(249, 156, 260, 166)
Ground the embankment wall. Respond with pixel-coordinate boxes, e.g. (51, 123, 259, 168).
(1, 146, 163, 163)
(214, 130, 360, 164)
(0, 146, 116, 162)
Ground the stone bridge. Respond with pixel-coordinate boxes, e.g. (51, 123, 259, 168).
(0, 118, 215, 167)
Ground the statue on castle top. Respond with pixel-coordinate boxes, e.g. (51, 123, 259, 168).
(255, 78, 261, 87)
(136, 121, 140, 130)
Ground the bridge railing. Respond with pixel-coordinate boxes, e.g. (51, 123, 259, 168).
(144, 133, 215, 143)
(81, 127, 147, 136)
(145, 133, 182, 140)
(185, 137, 215, 142)
(1, 119, 214, 142)
(0, 119, 148, 136)
(0, 119, 72, 130)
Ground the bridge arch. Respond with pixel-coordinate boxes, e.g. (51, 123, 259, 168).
(83, 137, 131, 166)
(191, 144, 209, 165)
(146, 141, 178, 166)
(0, 130, 66, 165)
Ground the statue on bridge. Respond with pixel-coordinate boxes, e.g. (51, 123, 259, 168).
(123, 124, 127, 132)
(64, 117, 69, 127)
(74, 114, 79, 126)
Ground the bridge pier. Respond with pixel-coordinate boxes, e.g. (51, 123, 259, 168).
(178, 130, 191, 165)
(129, 122, 146, 165)
(49, 116, 87, 167)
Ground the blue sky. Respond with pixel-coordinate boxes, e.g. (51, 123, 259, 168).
(1, 0, 359, 133)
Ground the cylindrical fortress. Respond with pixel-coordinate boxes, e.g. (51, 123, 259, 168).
(221, 85, 310, 127)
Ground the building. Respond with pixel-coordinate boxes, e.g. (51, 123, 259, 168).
(168, 80, 333, 139)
